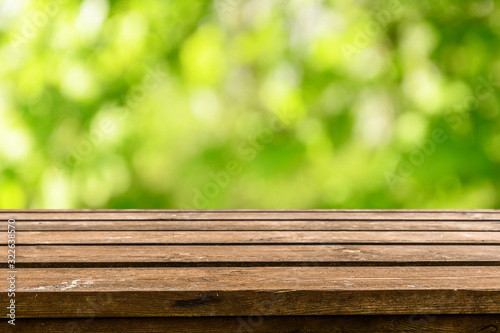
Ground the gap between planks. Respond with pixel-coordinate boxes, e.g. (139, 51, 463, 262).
(2, 315, 499, 333)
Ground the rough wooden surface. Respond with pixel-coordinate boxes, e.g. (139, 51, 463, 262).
(3, 230, 500, 244)
(2, 266, 500, 317)
(2, 209, 500, 220)
(11, 245, 500, 267)
(3, 220, 499, 230)
(1, 210, 500, 332)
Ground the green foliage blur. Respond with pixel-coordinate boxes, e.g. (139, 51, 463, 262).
(0, 0, 499, 209)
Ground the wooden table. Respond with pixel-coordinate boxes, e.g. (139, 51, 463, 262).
(1, 210, 500, 332)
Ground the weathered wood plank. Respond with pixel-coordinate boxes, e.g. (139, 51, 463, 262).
(9, 245, 500, 267)
(3, 231, 499, 245)
(2, 220, 499, 231)
(1, 267, 500, 317)
(1, 210, 499, 220)
(2, 315, 499, 333)
(8, 266, 500, 292)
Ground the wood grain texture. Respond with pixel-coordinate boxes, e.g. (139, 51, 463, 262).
(3, 230, 499, 245)
(2, 209, 500, 220)
(6, 289, 500, 318)
(2, 209, 500, 331)
(3, 220, 499, 230)
(2, 315, 498, 333)
(1, 267, 500, 317)
(6, 266, 500, 292)
(9, 245, 500, 267)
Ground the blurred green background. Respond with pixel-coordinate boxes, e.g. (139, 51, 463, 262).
(0, 0, 499, 209)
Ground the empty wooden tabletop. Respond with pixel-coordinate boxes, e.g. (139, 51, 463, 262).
(1, 210, 500, 332)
